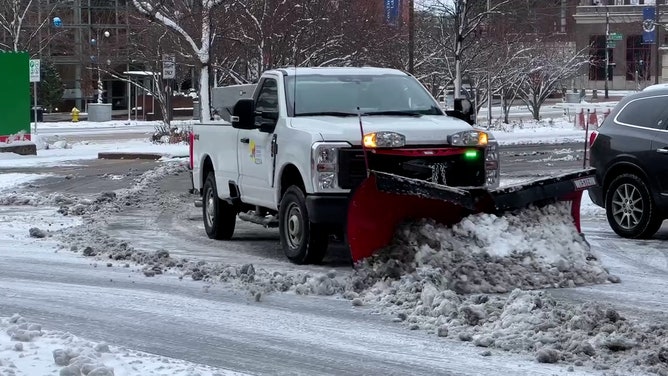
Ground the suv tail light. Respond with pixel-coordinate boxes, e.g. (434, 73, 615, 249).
(589, 130, 599, 148)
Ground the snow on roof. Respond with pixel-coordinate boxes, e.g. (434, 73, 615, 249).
(273, 66, 407, 76)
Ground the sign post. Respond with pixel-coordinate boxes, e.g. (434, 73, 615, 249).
(162, 54, 175, 122)
(29, 59, 41, 134)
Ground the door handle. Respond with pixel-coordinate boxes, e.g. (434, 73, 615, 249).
(657, 148, 668, 154)
(240, 138, 250, 144)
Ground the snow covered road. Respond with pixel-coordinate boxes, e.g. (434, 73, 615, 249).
(0, 210, 591, 375)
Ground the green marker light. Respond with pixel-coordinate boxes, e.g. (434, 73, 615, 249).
(464, 150, 478, 159)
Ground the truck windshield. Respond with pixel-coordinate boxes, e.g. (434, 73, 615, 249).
(285, 74, 444, 117)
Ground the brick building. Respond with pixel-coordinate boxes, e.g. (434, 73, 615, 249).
(574, 0, 667, 90)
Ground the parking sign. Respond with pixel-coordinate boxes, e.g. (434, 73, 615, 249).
(29, 59, 41, 82)
(162, 54, 175, 79)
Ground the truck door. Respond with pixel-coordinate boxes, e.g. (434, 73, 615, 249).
(237, 77, 278, 208)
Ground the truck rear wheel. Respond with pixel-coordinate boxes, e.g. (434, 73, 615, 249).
(203, 172, 236, 240)
(279, 186, 328, 264)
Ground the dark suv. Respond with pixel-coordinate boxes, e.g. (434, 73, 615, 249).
(588, 88, 668, 238)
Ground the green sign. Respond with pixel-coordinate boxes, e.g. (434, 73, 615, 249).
(606, 42, 616, 48)
(608, 32, 623, 41)
(0, 52, 30, 140)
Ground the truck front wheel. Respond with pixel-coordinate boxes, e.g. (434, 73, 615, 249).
(279, 186, 329, 264)
(202, 172, 236, 240)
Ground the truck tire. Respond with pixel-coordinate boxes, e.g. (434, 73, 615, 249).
(279, 186, 329, 264)
(605, 173, 662, 239)
(202, 172, 236, 240)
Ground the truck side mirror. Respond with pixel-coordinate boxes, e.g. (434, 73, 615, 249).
(256, 110, 278, 133)
(453, 98, 476, 125)
(231, 99, 256, 129)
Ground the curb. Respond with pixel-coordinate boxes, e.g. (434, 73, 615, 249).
(0, 144, 37, 156)
(98, 152, 164, 160)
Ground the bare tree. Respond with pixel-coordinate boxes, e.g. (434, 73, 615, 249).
(426, 0, 509, 100)
(132, 0, 227, 122)
(0, 0, 58, 53)
(515, 44, 589, 120)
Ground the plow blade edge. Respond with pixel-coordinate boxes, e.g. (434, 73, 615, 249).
(346, 169, 597, 263)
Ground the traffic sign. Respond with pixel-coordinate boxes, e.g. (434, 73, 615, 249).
(608, 32, 623, 41)
(606, 42, 616, 49)
(162, 54, 175, 79)
(29, 59, 40, 82)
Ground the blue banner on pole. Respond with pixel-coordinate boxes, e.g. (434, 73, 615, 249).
(385, 0, 401, 26)
(642, 6, 656, 44)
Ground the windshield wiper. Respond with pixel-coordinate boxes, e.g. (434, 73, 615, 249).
(365, 111, 422, 117)
(294, 111, 358, 117)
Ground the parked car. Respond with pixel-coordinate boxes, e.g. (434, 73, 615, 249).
(588, 88, 668, 238)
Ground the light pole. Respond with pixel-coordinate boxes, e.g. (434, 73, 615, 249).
(408, 0, 414, 74)
(604, 9, 610, 99)
(90, 30, 110, 104)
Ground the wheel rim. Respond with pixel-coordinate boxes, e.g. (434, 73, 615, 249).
(205, 187, 216, 228)
(611, 183, 644, 230)
(284, 202, 303, 250)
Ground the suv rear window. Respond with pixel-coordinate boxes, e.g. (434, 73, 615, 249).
(616, 95, 668, 129)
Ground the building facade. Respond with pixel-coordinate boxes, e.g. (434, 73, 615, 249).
(46, 0, 133, 111)
(575, 0, 667, 90)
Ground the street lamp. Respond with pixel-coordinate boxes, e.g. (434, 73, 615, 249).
(90, 30, 110, 104)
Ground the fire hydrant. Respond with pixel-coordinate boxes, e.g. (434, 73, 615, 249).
(71, 107, 80, 123)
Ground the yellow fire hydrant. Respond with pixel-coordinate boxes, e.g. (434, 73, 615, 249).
(71, 107, 80, 123)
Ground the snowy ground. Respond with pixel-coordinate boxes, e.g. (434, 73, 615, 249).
(1, 116, 667, 375)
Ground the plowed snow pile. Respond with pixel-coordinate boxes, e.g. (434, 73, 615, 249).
(350, 203, 613, 295)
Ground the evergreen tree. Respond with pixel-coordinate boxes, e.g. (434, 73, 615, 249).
(38, 60, 63, 112)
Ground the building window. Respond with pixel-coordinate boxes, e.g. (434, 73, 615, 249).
(589, 35, 612, 81)
(626, 35, 652, 81)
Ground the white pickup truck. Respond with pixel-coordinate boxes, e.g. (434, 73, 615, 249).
(191, 67, 499, 264)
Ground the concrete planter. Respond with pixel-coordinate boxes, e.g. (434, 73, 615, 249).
(87, 103, 112, 122)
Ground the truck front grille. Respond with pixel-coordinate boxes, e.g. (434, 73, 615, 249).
(338, 148, 486, 189)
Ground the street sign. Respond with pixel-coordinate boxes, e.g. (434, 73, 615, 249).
(606, 42, 616, 49)
(608, 32, 623, 41)
(162, 54, 175, 79)
(29, 59, 40, 82)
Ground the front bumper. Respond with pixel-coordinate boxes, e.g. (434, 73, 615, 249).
(305, 194, 349, 225)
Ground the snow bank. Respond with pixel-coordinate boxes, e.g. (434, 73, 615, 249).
(0, 314, 246, 375)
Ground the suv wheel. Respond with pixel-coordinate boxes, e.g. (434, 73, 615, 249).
(605, 173, 662, 238)
(279, 186, 329, 264)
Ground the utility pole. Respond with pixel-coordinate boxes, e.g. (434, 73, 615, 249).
(408, 0, 415, 74)
(487, 0, 492, 127)
(604, 9, 610, 99)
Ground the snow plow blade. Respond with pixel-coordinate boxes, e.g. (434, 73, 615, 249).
(347, 168, 597, 263)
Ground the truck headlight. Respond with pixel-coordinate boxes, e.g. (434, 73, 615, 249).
(311, 142, 350, 191)
(363, 132, 405, 148)
(448, 130, 489, 146)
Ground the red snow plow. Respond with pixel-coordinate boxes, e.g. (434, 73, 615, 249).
(346, 155, 597, 264)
